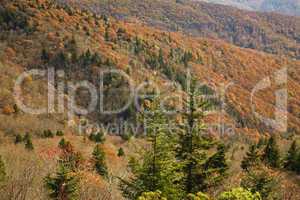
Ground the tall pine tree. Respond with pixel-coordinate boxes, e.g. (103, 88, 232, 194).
(262, 136, 280, 168)
(176, 77, 215, 194)
(119, 99, 182, 199)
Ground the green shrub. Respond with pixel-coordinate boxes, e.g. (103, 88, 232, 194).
(138, 191, 167, 200)
(218, 187, 261, 200)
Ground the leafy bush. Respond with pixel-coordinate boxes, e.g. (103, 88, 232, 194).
(138, 191, 167, 200)
(187, 192, 210, 200)
(218, 187, 261, 200)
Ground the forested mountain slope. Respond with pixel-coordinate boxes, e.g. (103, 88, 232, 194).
(198, 0, 300, 16)
(0, 0, 300, 199)
(58, 0, 300, 59)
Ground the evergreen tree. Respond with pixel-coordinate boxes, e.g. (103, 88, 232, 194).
(105, 26, 110, 41)
(89, 132, 105, 143)
(204, 144, 228, 186)
(283, 140, 298, 171)
(92, 144, 108, 177)
(59, 141, 83, 171)
(41, 48, 50, 63)
(56, 130, 64, 137)
(158, 48, 164, 67)
(44, 165, 79, 200)
(0, 155, 6, 183)
(241, 165, 281, 200)
(15, 134, 23, 144)
(43, 129, 54, 138)
(241, 144, 261, 171)
(176, 78, 214, 194)
(24, 133, 34, 151)
(182, 51, 193, 67)
(119, 99, 182, 199)
(262, 136, 280, 168)
(134, 36, 144, 54)
(295, 153, 300, 174)
(58, 138, 68, 149)
(118, 147, 125, 157)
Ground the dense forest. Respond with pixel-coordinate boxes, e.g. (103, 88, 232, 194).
(0, 0, 299, 199)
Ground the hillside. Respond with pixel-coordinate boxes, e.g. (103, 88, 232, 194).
(0, 0, 300, 199)
(198, 0, 300, 16)
(58, 0, 300, 60)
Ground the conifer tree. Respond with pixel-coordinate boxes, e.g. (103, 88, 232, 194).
(56, 130, 64, 137)
(15, 134, 23, 144)
(241, 165, 281, 200)
(41, 48, 50, 63)
(92, 144, 108, 177)
(44, 165, 79, 200)
(118, 147, 125, 157)
(204, 144, 228, 185)
(262, 136, 280, 168)
(105, 26, 110, 42)
(58, 138, 68, 149)
(283, 140, 298, 171)
(59, 141, 83, 171)
(295, 153, 300, 174)
(176, 77, 214, 194)
(119, 99, 182, 199)
(241, 144, 261, 171)
(24, 133, 34, 151)
(0, 155, 6, 183)
(158, 48, 164, 67)
(89, 132, 105, 143)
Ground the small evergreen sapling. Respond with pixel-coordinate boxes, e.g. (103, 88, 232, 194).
(283, 140, 298, 171)
(117, 147, 125, 157)
(56, 130, 64, 137)
(262, 136, 280, 168)
(24, 133, 34, 151)
(241, 144, 261, 171)
(15, 134, 23, 144)
(92, 144, 108, 177)
(0, 155, 6, 183)
(44, 165, 79, 200)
